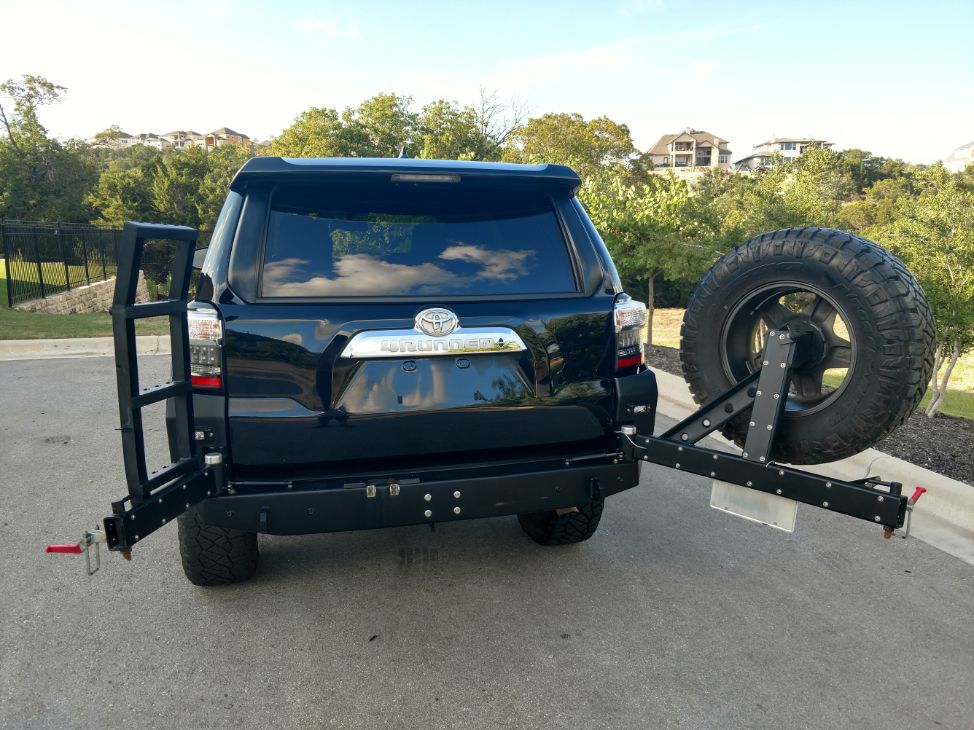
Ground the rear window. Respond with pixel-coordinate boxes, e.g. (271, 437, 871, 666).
(259, 182, 576, 297)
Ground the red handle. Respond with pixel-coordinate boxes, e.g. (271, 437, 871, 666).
(911, 487, 927, 503)
(45, 544, 83, 554)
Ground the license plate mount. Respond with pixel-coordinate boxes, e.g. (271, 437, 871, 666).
(710, 479, 798, 532)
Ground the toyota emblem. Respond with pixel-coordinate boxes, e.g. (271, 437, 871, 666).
(415, 308, 459, 337)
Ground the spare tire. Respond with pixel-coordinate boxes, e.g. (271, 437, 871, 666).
(680, 227, 935, 464)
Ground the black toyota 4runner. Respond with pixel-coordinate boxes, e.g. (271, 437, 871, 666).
(170, 157, 654, 585)
(84, 157, 934, 586)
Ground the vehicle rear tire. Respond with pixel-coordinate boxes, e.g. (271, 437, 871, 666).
(680, 227, 935, 464)
(177, 510, 259, 586)
(517, 498, 604, 545)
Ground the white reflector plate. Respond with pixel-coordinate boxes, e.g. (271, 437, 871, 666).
(710, 480, 798, 533)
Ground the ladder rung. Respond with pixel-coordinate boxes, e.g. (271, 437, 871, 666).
(126, 300, 186, 318)
(132, 380, 189, 408)
(128, 222, 198, 242)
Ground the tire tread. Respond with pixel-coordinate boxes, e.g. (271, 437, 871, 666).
(680, 227, 935, 464)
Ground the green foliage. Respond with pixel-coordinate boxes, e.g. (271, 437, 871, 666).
(836, 148, 914, 194)
(344, 92, 420, 157)
(868, 165, 974, 356)
(87, 143, 251, 241)
(417, 99, 499, 161)
(580, 174, 725, 320)
(504, 112, 650, 184)
(270, 107, 349, 157)
(863, 164, 974, 415)
(272, 92, 514, 161)
(0, 74, 97, 221)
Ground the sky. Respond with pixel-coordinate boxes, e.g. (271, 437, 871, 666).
(0, 0, 971, 164)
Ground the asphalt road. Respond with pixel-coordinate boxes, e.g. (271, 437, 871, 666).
(1, 356, 972, 729)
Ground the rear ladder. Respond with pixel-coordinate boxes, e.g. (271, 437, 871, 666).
(102, 222, 218, 553)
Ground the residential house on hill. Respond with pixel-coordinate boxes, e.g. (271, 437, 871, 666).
(942, 140, 974, 172)
(647, 128, 732, 173)
(734, 136, 833, 171)
(89, 127, 251, 150)
(161, 130, 203, 149)
(199, 127, 250, 150)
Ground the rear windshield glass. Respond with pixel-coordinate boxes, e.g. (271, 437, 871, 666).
(260, 182, 576, 297)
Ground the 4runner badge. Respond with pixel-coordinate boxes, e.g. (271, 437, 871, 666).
(415, 308, 459, 337)
(339, 313, 528, 359)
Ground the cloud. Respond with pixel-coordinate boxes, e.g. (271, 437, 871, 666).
(295, 18, 362, 39)
(261, 245, 538, 296)
(262, 255, 452, 296)
(280, 333, 304, 347)
(692, 60, 721, 79)
(439, 245, 534, 282)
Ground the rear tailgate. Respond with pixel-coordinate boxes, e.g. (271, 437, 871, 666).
(220, 171, 618, 472)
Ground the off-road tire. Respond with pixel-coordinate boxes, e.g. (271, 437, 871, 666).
(177, 510, 259, 586)
(517, 498, 605, 545)
(680, 227, 935, 464)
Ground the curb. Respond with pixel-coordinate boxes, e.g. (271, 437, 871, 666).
(653, 370, 974, 565)
(0, 336, 170, 361)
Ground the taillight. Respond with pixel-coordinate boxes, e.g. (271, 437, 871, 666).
(188, 305, 223, 389)
(614, 297, 647, 373)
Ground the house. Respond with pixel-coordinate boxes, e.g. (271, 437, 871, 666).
(134, 133, 167, 150)
(161, 130, 203, 149)
(942, 140, 974, 172)
(647, 128, 732, 173)
(734, 136, 833, 171)
(191, 127, 251, 151)
(89, 127, 251, 151)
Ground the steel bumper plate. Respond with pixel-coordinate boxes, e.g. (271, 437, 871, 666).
(199, 461, 639, 535)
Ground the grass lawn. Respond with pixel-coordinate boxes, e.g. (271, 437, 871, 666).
(1, 261, 168, 339)
(650, 307, 974, 420)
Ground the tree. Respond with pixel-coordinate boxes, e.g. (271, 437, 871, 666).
(868, 165, 974, 417)
(709, 162, 800, 240)
(196, 143, 253, 237)
(838, 176, 915, 234)
(87, 163, 156, 227)
(148, 147, 210, 228)
(473, 88, 529, 157)
(416, 99, 497, 161)
(88, 142, 251, 240)
(271, 107, 350, 157)
(342, 92, 420, 157)
(581, 174, 724, 344)
(783, 146, 853, 225)
(837, 149, 913, 194)
(504, 112, 650, 183)
(0, 74, 96, 221)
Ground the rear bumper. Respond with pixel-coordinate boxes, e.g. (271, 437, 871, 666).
(198, 457, 639, 534)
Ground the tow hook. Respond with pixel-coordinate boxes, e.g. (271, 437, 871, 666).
(897, 486, 927, 540)
(45, 528, 110, 575)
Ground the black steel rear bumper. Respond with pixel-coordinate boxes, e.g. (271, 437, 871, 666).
(199, 457, 639, 535)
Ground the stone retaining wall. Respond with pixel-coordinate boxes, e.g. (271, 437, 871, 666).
(15, 272, 149, 314)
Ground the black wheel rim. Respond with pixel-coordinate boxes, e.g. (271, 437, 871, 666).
(719, 283, 857, 417)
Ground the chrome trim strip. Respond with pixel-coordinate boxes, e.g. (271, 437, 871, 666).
(340, 326, 527, 359)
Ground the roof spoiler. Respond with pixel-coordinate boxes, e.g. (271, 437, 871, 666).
(229, 156, 582, 194)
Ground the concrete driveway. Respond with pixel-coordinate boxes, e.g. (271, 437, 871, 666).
(1, 357, 972, 729)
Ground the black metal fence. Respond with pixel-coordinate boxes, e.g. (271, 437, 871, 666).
(1, 220, 122, 307)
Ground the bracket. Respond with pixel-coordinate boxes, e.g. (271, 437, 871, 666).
(627, 325, 910, 531)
